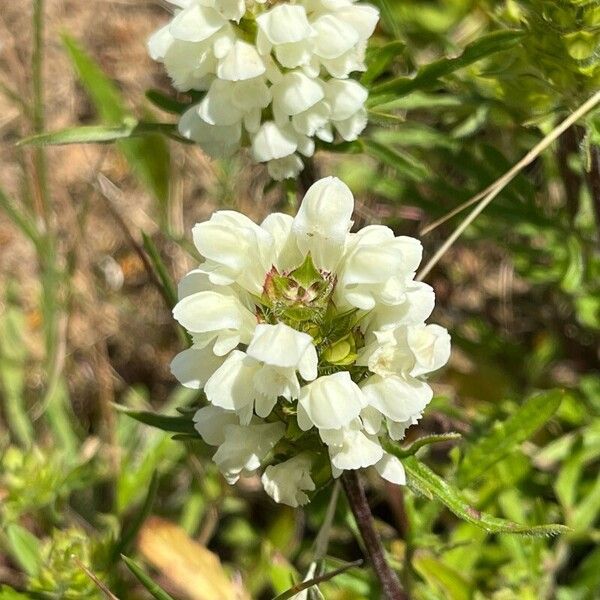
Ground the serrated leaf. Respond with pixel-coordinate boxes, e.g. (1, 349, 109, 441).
(457, 389, 565, 486)
(402, 456, 568, 537)
(370, 30, 525, 101)
(122, 555, 177, 600)
(114, 405, 196, 435)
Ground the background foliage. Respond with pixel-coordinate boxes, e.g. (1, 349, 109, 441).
(1, 0, 599, 598)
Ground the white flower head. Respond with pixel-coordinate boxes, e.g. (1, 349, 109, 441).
(172, 177, 450, 504)
(149, 0, 379, 178)
(262, 455, 316, 507)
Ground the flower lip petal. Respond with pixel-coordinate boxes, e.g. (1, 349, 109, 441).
(246, 322, 315, 369)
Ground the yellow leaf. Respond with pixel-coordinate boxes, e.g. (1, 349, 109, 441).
(137, 517, 249, 600)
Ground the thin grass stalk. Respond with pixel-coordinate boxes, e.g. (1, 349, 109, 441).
(418, 90, 600, 281)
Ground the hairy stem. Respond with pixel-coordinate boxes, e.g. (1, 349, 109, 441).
(341, 471, 409, 600)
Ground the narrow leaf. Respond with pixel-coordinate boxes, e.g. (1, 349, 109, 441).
(114, 405, 197, 435)
(18, 122, 176, 147)
(61, 35, 171, 211)
(370, 30, 525, 100)
(457, 389, 565, 485)
(145, 90, 190, 115)
(121, 556, 177, 600)
(142, 233, 178, 309)
(4, 524, 41, 577)
(272, 560, 363, 600)
(386, 433, 462, 458)
(111, 471, 160, 563)
(364, 139, 429, 180)
(362, 41, 406, 86)
(402, 456, 568, 537)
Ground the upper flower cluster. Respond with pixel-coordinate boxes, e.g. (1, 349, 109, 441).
(148, 0, 379, 180)
(172, 177, 450, 507)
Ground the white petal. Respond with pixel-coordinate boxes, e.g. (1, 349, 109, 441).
(375, 454, 406, 485)
(298, 372, 364, 431)
(267, 155, 304, 181)
(326, 79, 368, 121)
(213, 422, 285, 483)
(193, 405, 238, 446)
(361, 374, 433, 422)
(321, 426, 383, 470)
(272, 72, 324, 116)
(256, 5, 313, 45)
(312, 14, 359, 59)
(170, 347, 225, 389)
(204, 350, 259, 419)
(173, 290, 253, 334)
(148, 25, 173, 61)
(292, 176, 354, 271)
(217, 40, 266, 81)
(252, 122, 298, 162)
(247, 323, 315, 368)
(261, 455, 315, 507)
(408, 324, 451, 377)
(170, 4, 225, 43)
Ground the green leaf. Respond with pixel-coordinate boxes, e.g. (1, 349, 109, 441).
(401, 456, 568, 537)
(362, 40, 406, 87)
(111, 471, 160, 563)
(145, 89, 191, 115)
(114, 405, 197, 435)
(121, 555, 177, 600)
(413, 554, 473, 600)
(457, 389, 565, 486)
(18, 121, 176, 147)
(0, 302, 33, 446)
(272, 560, 362, 600)
(364, 139, 430, 181)
(0, 587, 31, 600)
(373, 0, 402, 39)
(61, 35, 171, 216)
(370, 30, 525, 101)
(386, 433, 462, 458)
(142, 233, 179, 309)
(4, 524, 42, 577)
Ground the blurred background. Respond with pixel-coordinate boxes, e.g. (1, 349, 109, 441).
(1, 1, 599, 599)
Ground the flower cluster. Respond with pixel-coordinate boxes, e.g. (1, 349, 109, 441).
(172, 177, 450, 507)
(148, 0, 379, 180)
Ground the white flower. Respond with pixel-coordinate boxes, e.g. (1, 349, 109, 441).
(149, 0, 379, 178)
(292, 176, 354, 271)
(297, 372, 365, 431)
(212, 421, 285, 483)
(262, 455, 316, 507)
(171, 176, 450, 503)
(205, 323, 318, 423)
(320, 422, 384, 474)
(194, 405, 239, 446)
(407, 324, 452, 377)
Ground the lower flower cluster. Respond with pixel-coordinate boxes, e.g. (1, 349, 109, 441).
(172, 177, 450, 506)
